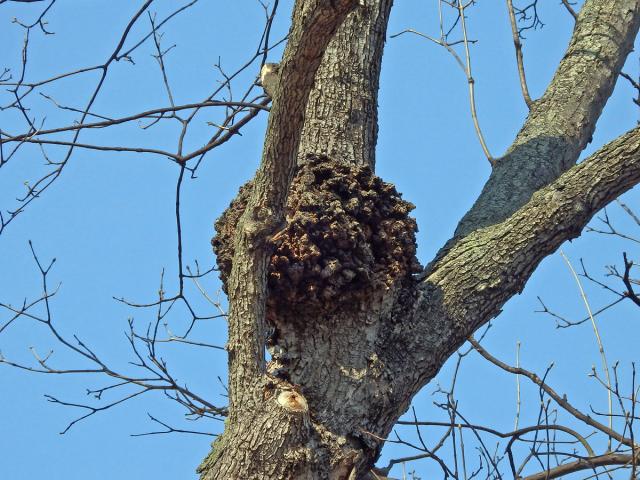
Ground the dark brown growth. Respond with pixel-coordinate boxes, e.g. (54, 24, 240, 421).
(212, 155, 421, 319)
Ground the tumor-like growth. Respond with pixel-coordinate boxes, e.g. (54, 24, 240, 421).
(212, 155, 421, 320)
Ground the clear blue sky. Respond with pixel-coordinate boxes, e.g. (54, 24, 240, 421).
(1, 1, 639, 478)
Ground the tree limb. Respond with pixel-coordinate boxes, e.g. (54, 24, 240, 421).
(523, 452, 637, 480)
(297, 0, 393, 168)
(455, 0, 640, 238)
(385, 126, 640, 424)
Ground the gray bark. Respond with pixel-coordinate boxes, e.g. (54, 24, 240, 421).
(199, 0, 640, 478)
(454, 0, 640, 238)
(297, 0, 393, 168)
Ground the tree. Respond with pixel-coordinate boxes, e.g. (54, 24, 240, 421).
(1, 0, 640, 479)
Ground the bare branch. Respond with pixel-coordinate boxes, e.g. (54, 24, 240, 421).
(622, 252, 640, 307)
(560, 0, 578, 19)
(506, 0, 533, 108)
(454, 0, 640, 238)
(469, 338, 635, 449)
(391, 0, 493, 165)
(523, 451, 638, 480)
(0, 243, 228, 432)
(131, 413, 216, 437)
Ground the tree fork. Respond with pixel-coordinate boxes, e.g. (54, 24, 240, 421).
(202, 0, 640, 479)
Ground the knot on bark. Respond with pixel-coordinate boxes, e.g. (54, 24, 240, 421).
(212, 154, 421, 319)
(277, 389, 309, 413)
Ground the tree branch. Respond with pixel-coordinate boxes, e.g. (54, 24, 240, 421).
(454, 0, 640, 238)
(523, 452, 637, 480)
(506, 0, 533, 108)
(297, 0, 393, 168)
(469, 338, 633, 448)
(385, 126, 640, 425)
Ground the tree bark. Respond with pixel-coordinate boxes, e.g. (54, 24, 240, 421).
(198, 1, 361, 478)
(298, 0, 393, 168)
(454, 0, 640, 238)
(201, 0, 640, 478)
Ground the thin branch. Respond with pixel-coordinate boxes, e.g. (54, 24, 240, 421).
(131, 413, 216, 437)
(469, 337, 635, 448)
(0, 101, 268, 144)
(560, 250, 613, 450)
(560, 0, 578, 20)
(622, 252, 640, 307)
(523, 451, 637, 480)
(456, 0, 493, 164)
(0, 244, 228, 432)
(506, 0, 533, 108)
(391, 0, 494, 165)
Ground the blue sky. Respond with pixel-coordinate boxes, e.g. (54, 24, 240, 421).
(1, 1, 639, 478)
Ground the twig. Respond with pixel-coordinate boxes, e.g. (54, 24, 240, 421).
(559, 0, 578, 20)
(560, 250, 613, 450)
(506, 0, 533, 108)
(469, 337, 634, 448)
(456, 0, 493, 164)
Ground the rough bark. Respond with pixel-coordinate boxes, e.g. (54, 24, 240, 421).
(455, 0, 640, 238)
(383, 126, 640, 425)
(224, 0, 358, 403)
(198, 1, 360, 478)
(202, 0, 640, 478)
(298, 0, 393, 168)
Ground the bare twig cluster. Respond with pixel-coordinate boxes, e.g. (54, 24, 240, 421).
(374, 332, 638, 479)
(0, 0, 287, 435)
(537, 201, 640, 329)
(0, 0, 283, 235)
(0, 241, 227, 434)
(390, 0, 493, 165)
(508, 0, 543, 38)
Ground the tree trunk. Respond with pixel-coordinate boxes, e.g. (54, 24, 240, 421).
(298, 0, 393, 168)
(199, 0, 640, 478)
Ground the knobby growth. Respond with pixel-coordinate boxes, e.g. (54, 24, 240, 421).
(213, 154, 420, 321)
